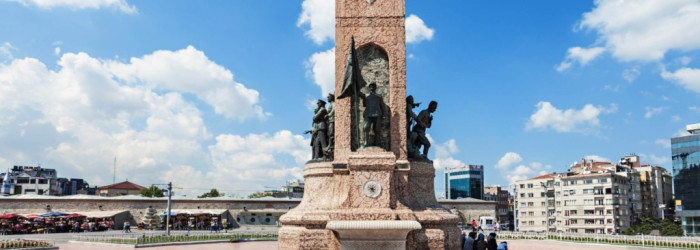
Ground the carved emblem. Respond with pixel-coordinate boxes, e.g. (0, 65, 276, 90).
(362, 180, 382, 198)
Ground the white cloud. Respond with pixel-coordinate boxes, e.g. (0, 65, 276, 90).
(644, 106, 667, 119)
(0, 42, 16, 61)
(306, 48, 335, 96)
(622, 67, 641, 82)
(108, 45, 269, 120)
(505, 162, 552, 186)
(430, 136, 465, 171)
(639, 153, 671, 165)
(674, 128, 691, 137)
(680, 56, 692, 65)
(582, 155, 611, 163)
(525, 101, 617, 133)
(496, 152, 522, 169)
(405, 14, 435, 44)
(10, 0, 137, 14)
(556, 46, 605, 72)
(577, 0, 700, 62)
(655, 139, 671, 148)
(672, 115, 682, 122)
(0, 46, 302, 197)
(661, 67, 700, 94)
(297, 0, 335, 45)
(54, 47, 61, 56)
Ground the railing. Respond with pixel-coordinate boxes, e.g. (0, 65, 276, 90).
(0, 239, 55, 249)
(497, 232, 700, 249)
(73, 231, 278, 246)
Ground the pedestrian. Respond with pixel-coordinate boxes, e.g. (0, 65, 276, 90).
(474, 233, 487, 250)
(461, 232, 466, 249)
(464, 232, 476, 250)
(471, 220, 477, 232)
(495, 221, 500, 232)
(124, 221, 131, 233)
(486, 232, 498, 250)
(497, 241, 508, 250)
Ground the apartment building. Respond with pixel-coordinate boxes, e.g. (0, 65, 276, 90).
(485, 186, 510, 228)
(515, 159, 641, 234)
(0, 165, 62, 195)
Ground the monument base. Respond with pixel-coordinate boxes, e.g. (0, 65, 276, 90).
(279, 151, 460, 250)
(326, 220, 421, 250)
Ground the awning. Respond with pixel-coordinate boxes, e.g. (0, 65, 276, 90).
(72, 210, 128, 219)
(39, 211, 69, 217)
(0, 214, 25, 219)
(169, 209, 227, 215)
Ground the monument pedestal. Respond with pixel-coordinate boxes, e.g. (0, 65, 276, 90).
(279, 149, 460, 250)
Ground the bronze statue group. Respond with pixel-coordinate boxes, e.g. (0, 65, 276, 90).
(307, 86, 437, 162)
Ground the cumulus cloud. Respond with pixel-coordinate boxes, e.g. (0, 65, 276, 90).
(582, 155, 611, 163)
(108, 46, 269, 120)
(525, 101, 618, 133)
(306, 48, 335, 96)
(661, 67, 700, 94)
(655, 139, 671, 148)
(639, 153, 671, 166)
(556, 46, 606, 72)
(496, 152, 522, 169)
(505, 162, 552, 186)
(0, 42, 16, 61)
(644, 106, 667, 119)
(0, 46, 303, 197)
(9, 0, 137, 14)
(576, 0, 700, 62)
(622, 67, 641, 82)
(297, 0, 335, 45)
(429, 136, 466, 171)
(406, 14, 435, 44)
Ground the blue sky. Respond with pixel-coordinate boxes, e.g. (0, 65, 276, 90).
(1, 0, 699, 197)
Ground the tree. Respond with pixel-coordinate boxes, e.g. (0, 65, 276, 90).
(139, 185, 164, 197)
(198, 189, 222, 198)
(247, 191, 274, 199)
(623, 218, 683, 236)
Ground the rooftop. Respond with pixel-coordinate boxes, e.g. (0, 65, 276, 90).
(97, 181, 146, 190)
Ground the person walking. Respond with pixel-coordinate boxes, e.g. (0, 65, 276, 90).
(474, 233, 487, 250)
(471, 220, 477, 232)
(486, 232, 498, 250)
(464, 232, 476, 250)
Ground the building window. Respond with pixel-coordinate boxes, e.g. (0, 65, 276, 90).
(584, 179, 593, 184)
(528, 212, 534, 216)
(556, 191, 561, 197)
(527, 184, 533, 188)
(583, 189, 593, 194)
(569, 190, 576, 195)
(569, 180, 576, 185)
(521, 193, 525, 198)
(528, 193, 534, 198)
(520, 184, 524, 189)
(527, 202, 534, 207)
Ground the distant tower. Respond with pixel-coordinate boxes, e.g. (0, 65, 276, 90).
(1, 169, 11, 196)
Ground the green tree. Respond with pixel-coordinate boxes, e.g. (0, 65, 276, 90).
(660, 219, 684, 236)
(247, 191, 274, 199)
(623, 218, 683, 236)
(139, 185, 164, 197)
(198, 188, 222, 198)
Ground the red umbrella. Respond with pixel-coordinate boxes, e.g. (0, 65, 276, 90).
(0, 214, 25, 219)
(24, 214, 39, 219)
(63, 213, 85, 219)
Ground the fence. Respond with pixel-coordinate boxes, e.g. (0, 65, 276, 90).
(74, 231, 277, 246)
(497, 231, 700, 249)
(0, 239, 55, 249)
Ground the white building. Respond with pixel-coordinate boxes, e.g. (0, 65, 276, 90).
(0, 165, 61, 195)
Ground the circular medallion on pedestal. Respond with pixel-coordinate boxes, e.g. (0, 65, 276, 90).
(362, 180, 382, 198)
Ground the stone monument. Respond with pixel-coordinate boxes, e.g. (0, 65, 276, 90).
(279, 0, 460, 249)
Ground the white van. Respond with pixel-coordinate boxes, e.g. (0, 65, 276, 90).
(479, 216, 495, 231)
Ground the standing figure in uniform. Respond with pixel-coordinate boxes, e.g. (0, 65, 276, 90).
(362, 82, 386, 147)
(413, 100, 437, 159)
(324, 93, 335, 159)
(306, 99, 329, 160)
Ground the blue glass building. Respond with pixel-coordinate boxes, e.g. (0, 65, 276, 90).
(672, 123, 700, 236)
(444, 165, 483, 199)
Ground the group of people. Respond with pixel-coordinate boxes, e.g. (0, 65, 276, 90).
(461, 232, 508, 250)
(470, 219, 501, 232)
(1, 217, 114, 235)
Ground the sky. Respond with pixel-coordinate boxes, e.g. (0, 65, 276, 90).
(1, 0, 699, 198)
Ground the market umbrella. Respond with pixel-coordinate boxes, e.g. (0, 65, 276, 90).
(39, 211, 69, 217)
(63, 213, 85, 219)
(0, 214, 25, 219)
(24, 214, 39, 219)
(158, 211, 177, 217)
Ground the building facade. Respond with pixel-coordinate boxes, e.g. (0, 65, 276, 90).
(513, 156, 673, 234)
(672, 123, 700, 236)
(484, 186, 510, 228)
(444, 165, 484, 200)
(96, 181, 146, 197)
(0, 165, 62, 195)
